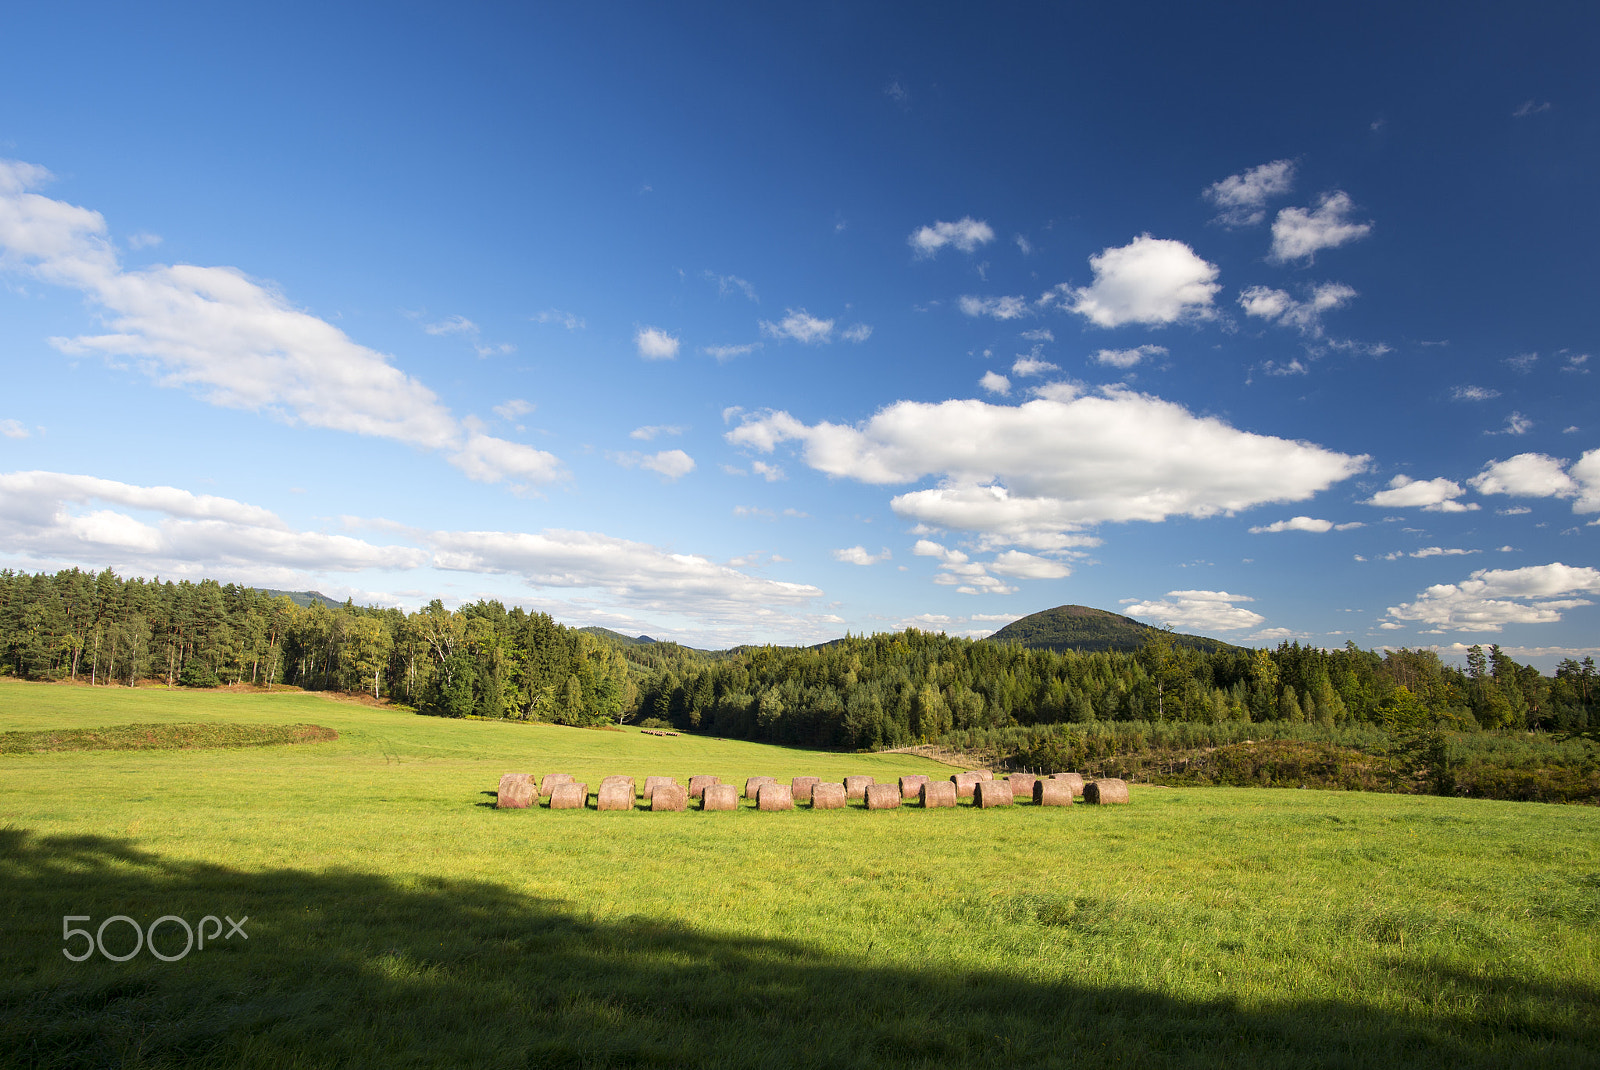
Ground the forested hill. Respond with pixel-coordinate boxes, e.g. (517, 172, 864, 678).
(577, 626, 659, 647)
(252, 589, 340, 610)
(985, 604, 1243, 655)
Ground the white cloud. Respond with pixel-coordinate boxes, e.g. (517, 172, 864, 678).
(1011, 356, 1059, 377)
(494, 399, 535, 420)
(0, 158, 562, 487)
(449, 431, 565, 485)
(704, 271, 759, 302)
(1, 419, 30, 439)
(1470, 453, 1579, 499)
(423, 314, 477, 335)
(1505, 352, 1538, 372)
(909, 217, 995, 257)
(1498, 506, 1533, 516)
(127, 231, 161, 250)
(1572, 449, 1600, 513)
(980, 371, 1011, 395)
(532, 309, 585, 330)
(1020, 329, 1054, 342)
(1014, 235, 1032, 255)
(1363, 475, 1478, 513)
(760, 308, 834, 344)
(1053, 236, 1220, 328)
(1411, 547, 1478, 558)
(750, 460, 784, 482)
(841, 323, 873, 343)
(1249, 627, 1307, 643)
(1092, 344, 1167, 369)
(612, 449, 695, 481)
(958, 295, 1028, 320)
(629, 424, 684, 441)
(704, 342, 760, 361)
(1261, 359, 1309, 377)
(1238, 282, 1356, 337)
(1386, 562, 1600, 632)
(1563, 353, 1590, 373)
(1122, 590, 1266, 632)
(1204, 160, 1296, 226)
(987, 550, 1071, 580)
(727, 386, 1366, 549)
(1248, 516, 1359, 534)
(635, 326, 680, 360)
(1499, 411, 1533, 435)
(832, 545, 891, 565)
(1451, 386, 1500, 401)
(1513, 100, 1552, 118)
(1269, 191, 1373, 262)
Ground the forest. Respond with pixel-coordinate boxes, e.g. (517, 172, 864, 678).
(1, 567, 1594, 756)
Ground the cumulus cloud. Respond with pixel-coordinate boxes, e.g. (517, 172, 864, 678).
(979, 371, 1011, 395)
(987, 550, 1071, 580)
(726, 386, 1366, 549)
(1363, 475, 1478, 513)
(1248, 516, 1364, 534)
(1238, 282, 1357, 337)
(1470, 453, 1579, 499)
(909, 217, 995, 257)
(1204, 160, 1296, 226)
(1122, 590, 1266, 632)
(635, 326, 680, 360)
(841, 323, 873, 343)
(911, 538, 1018, 595)
(1385, 562, 1600, 631)
(1, 419, 30, 439)
(1092, 345, 1167, 369)
(760, 309, 834, 344)
(750, 460, 784, 482)
(1451, 386, 1500, 401)
(612, 449, 695, 481)
(1499, 412, 1534, 435)
(832, 545, 891, 565)
(1052, 236, 1220, 328)
(0, 158, 560, 487)
(1269, 192, 1373, 262)
(958, 295, 1029, 320)
(1011, 356, 1059, 377)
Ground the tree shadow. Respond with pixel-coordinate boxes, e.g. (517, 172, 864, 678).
(1, 826, 1595, 1069)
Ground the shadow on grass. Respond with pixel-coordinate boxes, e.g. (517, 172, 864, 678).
(1, 826, 1596, 1069)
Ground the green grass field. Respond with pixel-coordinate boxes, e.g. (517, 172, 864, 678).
(2, 678, 1597, 1069)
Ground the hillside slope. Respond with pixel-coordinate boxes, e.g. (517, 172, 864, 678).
(984, 604, 1244, 654)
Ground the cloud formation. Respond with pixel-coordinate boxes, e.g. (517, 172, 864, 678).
(1122, 590, 1266, 632)
(760, 309, 834, 344)
(1204, 159, 1296, 226)
(1269, 192, 1372, 262)
(909, 217, 995, 256)
(0, 159, 559, 487)
(1092, 345, 1167, 369)
(635, 326, 680, 360)
(1249, 516, 1363, 534)
(1051, 236, 1220, 328)
(832, 545, 891, 565)
(959, 295, 1028, 320)
(1363, 475, 1478, 513)
(726, 384, 1367, 549)
(1238, 282, 1356, 337)
(1386, 563, 1600, 631)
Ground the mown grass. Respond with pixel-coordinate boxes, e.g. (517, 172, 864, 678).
(0, 722, 337, 754)
(1, 679, 1597, 1069)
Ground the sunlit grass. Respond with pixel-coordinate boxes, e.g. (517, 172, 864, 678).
(1, 678, 1596, 1068)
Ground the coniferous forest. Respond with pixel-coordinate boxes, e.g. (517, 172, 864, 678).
(2, 567, 1595, 801)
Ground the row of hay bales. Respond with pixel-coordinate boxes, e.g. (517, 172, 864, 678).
(495, 769, 1129, 810)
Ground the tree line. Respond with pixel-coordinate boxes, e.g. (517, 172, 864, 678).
(0, 568, 632, 725)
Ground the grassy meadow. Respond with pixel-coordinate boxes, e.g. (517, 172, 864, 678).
(1, 678, 1597, 1069)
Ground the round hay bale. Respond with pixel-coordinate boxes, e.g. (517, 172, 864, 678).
(920, 781, 957, 808)
(644, 775, 679, 801)
(757, 783, 794, 811)
(538, 772, 575, 797)
(497, 773, 534, 809)
(791, 776, 820, 803)
(701, 783, 739, 811)
(601, 774, 637, 798)
(1051, 772, 1086, 797)
(810, 782, 846, 810)
(549, 782, 587, 809)
(1084, 778, 1130, 805)
(687, 774, 720, 799)
(650, 784, 687, 811)
(745, 775, 778, 800)
(596, 780, 634, 811)
(898, 774, 930, 800)
(1034, 779, 1074, 806)
(864, 783, 901, 810)
(974, 769, 994, 781)
(1006, 773, 1038, 802)
(843, 775, 875, 800)
(974, 780, 1014, 808)
(950, 772, 982, 799)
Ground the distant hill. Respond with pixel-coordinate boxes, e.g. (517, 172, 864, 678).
(577, 626, 660, 646)
(254, 588, 342, 609)
(983, 604, 1244, 655)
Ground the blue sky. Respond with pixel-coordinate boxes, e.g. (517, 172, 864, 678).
(1, 3, 1596, 664)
